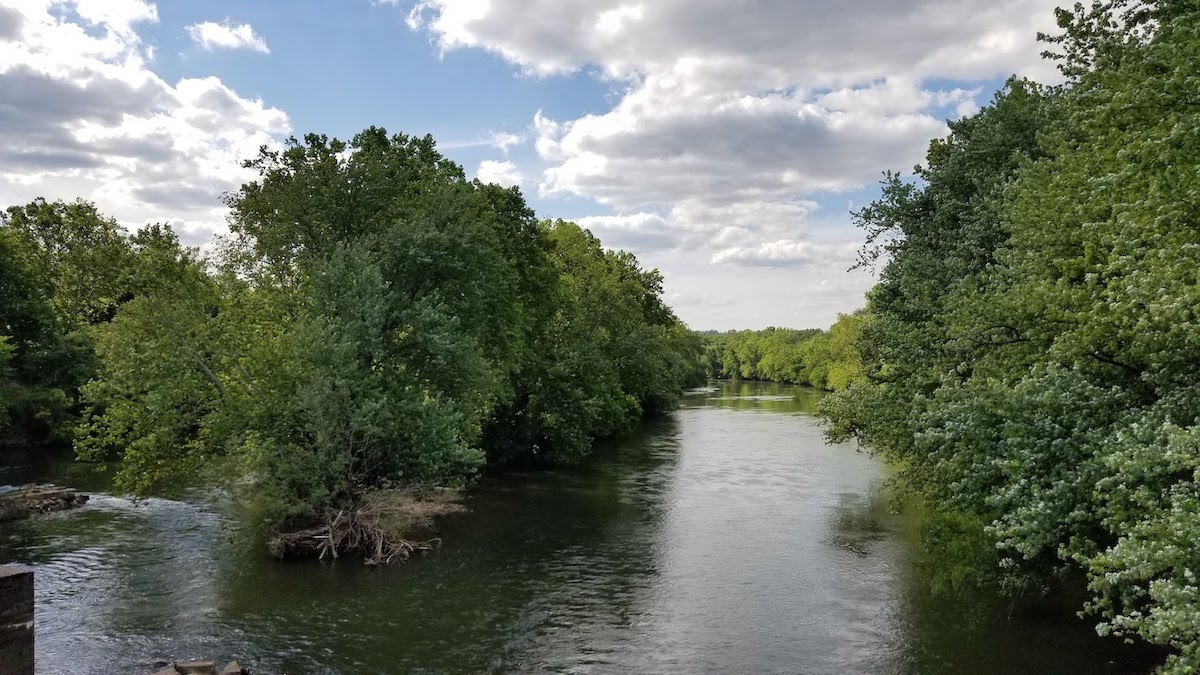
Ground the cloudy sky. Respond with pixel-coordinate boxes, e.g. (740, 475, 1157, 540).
(0, 0, 1064, 329)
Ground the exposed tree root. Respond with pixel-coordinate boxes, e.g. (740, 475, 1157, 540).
(268, 488, 465, 566)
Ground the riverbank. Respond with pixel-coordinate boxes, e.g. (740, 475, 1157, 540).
(709, 375, 834, 391)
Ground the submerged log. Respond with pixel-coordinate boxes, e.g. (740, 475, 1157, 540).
(0, 484, 89, 523)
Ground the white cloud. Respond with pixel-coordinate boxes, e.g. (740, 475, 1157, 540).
(595, 5, 643, 37)
(0, 1, 289, 242)
(711, 240, 814, 267)
(476, 159, 523, 187)
(408, 0, 1064, 275)
(489, 131, 523, 153)
(400, 0, 1068, 328)
(535, 81, 948, 210)
(407, 0, 1061, 81)
(577, 212, 677, 252)
(185, 20, 270, 54)
(577, 198, 857, 269)
(641, 241, 874, 329)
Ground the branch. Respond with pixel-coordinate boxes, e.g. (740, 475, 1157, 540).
(1089, 350, 1142, 376)
(173, 333, 226, 399)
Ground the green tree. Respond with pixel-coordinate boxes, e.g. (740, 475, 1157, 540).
(0, 199, 134, 444)
(78, 127, 701, 539)
(3, 199, 136, 326)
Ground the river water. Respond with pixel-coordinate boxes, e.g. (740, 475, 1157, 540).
(0, 381, 1151, 674)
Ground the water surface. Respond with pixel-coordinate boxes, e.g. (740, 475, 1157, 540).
(0, 381, 1149, 673)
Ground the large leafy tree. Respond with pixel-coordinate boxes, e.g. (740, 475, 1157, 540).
(77, 127, 701, 534)
(0, 227, 73, 443)
(3, 199, 137, 326)
(0, 199, 137, 444)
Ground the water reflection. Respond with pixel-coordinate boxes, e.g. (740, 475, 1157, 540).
(681, 379, 824, 414)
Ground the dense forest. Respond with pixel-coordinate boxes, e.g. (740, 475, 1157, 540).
(0, 129, 703, 548)
(819, 2, 1200, 671)
(699, 314, 865, 390)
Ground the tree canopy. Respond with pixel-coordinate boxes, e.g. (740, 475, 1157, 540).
(698, 316, 866, 391)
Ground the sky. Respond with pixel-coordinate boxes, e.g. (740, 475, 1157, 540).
(0, 0, 1066, 330)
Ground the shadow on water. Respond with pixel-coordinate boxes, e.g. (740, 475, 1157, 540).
(0, 381, 1161, 673)
(827, 491, 892, 559)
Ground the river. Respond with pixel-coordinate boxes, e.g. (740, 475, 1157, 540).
(0, 381, 1151, 673)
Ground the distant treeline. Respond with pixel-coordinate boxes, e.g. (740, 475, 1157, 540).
(698, 314, 864, 391)
(819, 2, 1200, 671)
(0, 128, 703, 536)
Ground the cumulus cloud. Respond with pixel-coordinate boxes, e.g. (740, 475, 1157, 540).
(708, 239, 860, 268)
(575, 198, 825, 263)
(0, 1, 289, 241)
(489, 131, 523, 153)
(588, 198, 860, 269)
(536, 80, 949, 209)
(0, 4, 23, 40)
(476, 159, 523, 187)
(397, 0, 1069, 326)
(407, 0, 1063, 272)
(185, 20, 270, 53)
(407, 0, 1060, 82)
(576, 212, 679, 252)
(711, 240, 814, 267)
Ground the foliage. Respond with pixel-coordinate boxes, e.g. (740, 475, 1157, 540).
(700, 312, 866, 390)
(0, 199, 135, 445)
(821, 2, 1200, 669)
(493, 221, 704, 464)
(66, 128, 701, 534)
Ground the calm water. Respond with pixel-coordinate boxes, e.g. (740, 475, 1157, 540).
(0, 381, 1150, 674)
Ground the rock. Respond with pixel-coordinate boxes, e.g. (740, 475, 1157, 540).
(151, 668, 177, 675)
(219, 661, 246, 675)
(176, 660, 217, 675)
(0, 484, 88, 522)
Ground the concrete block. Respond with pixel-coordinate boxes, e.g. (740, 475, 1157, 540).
(0, 565, 34, 675)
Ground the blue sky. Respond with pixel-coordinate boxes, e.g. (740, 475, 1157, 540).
(0, 0, 1064, 329)
(152, 2, 613, 148)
